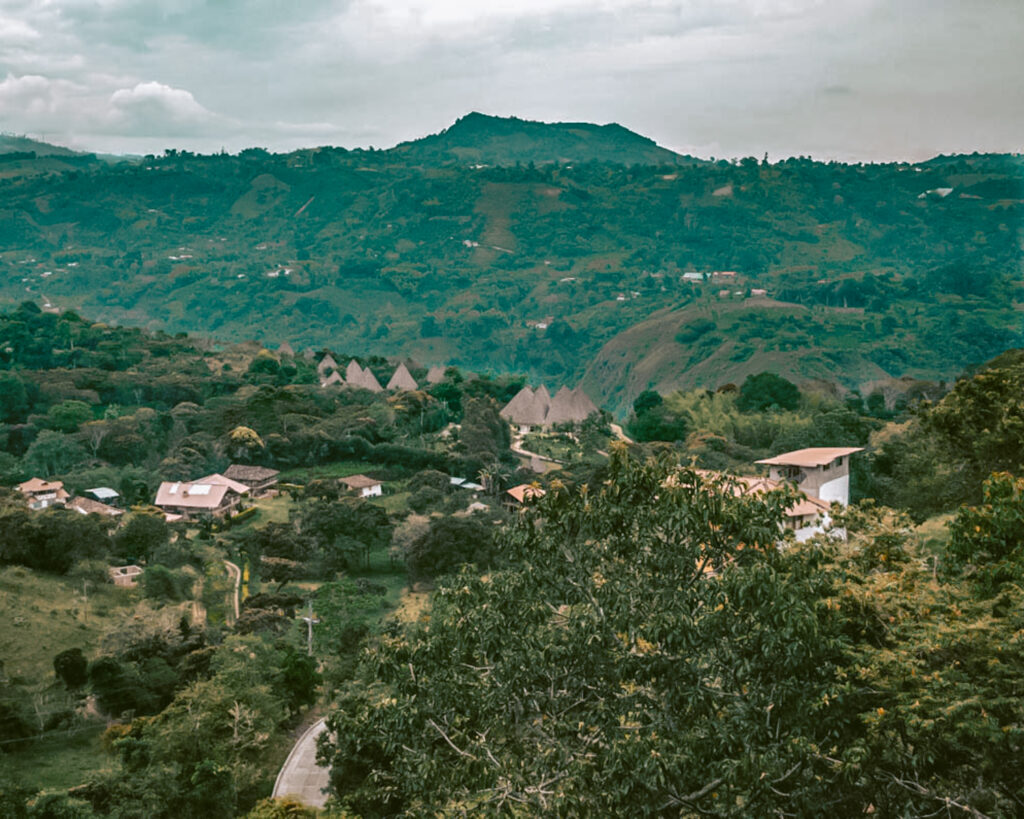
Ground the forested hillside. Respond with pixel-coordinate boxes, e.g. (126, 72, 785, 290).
(0, 116, 1021, 413)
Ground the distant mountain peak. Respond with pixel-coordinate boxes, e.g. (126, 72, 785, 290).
(393, 112, 700, 167)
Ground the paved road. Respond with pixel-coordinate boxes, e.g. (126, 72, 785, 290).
(272, 717, 331, 808)
(223, 559, 241, 624)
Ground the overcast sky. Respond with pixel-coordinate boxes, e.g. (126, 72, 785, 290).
(1, 0, 1021, 161)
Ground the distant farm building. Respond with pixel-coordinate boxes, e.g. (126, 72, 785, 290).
(18, 478, 69, 510)
(224, 464, 280, 496)
(340, 474, 383, 498)
(154, 473, 250, 521)
(500, 385, 600, 433)
(109, 565, 144, 588)
(68, 496, 123, 517)
(504, 483, 546, 510)
(426, 365, 446, 384)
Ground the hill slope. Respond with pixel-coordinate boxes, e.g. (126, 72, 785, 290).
(392, 112, 694, 166)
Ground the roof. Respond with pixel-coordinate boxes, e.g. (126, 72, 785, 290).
(86, 487, 119, 500)
(339, 474, 381, 490)
(345, 359, 364, 384)
(426, 365, 446, 384)
(358, 368, 384, 393)
(19, 477, 64, 494)
(194, 473, 251, 495)
(155, 481, 232, 510)
(224, 464, 280, 483)
(499, 386, 535, 423)
(68, 496, 123, 517)
(506, 484, 546, 504)
(321, 370, 345, 387)
(690, 470, 830, 521)
(317, 353, 338, 374)
(278, 341, 295, 357)
(386, 362, 418, 391)
(756, 447, 863, 468)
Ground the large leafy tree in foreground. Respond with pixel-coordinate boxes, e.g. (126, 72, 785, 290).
(322, 452, 1024, 816)
(321, 450, 860, 815)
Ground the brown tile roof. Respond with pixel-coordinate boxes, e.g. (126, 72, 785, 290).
(18, 477, 64, 494)
(756, 447, 863, 468)
(195, 473, 251, 495)
(224, 464, 280, 483)
(339, 474, 381, 490)
(68, 496, 123, 517)
(155, 480, 233, 510)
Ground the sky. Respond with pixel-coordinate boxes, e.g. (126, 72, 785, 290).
(0, 0, 1021, 161)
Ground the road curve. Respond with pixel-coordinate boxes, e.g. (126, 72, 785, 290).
(272, 717, 331, 808)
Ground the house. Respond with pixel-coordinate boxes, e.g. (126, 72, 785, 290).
(386, 362, 418, 391)
(339, 474, 383, 497)
(712, 271, 738, 279)
(750, 288, 768, 297)
(277, 341, 295, 357)
(756, 447, 863, 506)
(68, 496, 123, 517)
(689, 471, 835, 544)
(224, 464, 280, 496)
(86, 487, 120, 505)
(504, 483, 546, 510)
(426, 365, 446, 384)
(682, 272, 705, 281)
(321, 370, 345, 387)
(500, 384, 599, 433)
(109, 565, 144, 588)
(153, 474, 250, 521)
(18, 478, 69, 510)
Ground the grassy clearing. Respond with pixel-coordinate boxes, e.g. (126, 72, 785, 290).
(0, 726, 112, 793)
(0, 567, 140, 683)
(278, 461, 390, 482)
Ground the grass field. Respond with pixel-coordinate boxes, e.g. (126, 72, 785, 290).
(0, 726, 111, 793)
(0, 567, 140, 683)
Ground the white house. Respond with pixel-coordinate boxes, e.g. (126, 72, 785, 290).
(340, 474, 383, 498)
(756, 447, 862, 506)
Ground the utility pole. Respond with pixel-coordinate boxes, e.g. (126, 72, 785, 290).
(301, 600, 320, 657)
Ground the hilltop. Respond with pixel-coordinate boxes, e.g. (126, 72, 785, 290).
(392, 111, 696, 166)
(0, 119, 1020, 411)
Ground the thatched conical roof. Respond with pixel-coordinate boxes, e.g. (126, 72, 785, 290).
(387, 362, 418, 391)
(278, 341, 295, 357)
(321, 370, 345, 387)
(500, 386, 535, 423)
(358, 367, 384, 393)
(520, 385, 551, 427)
(345, 359, 364, 385)
(544, 386, 578, 426)
(426, 365, 446, 384)
(317, 353, 338, 375)
(570, 386, 599, 418)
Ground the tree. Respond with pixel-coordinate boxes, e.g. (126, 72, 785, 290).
(0, 372, 29, 423)
(948, 471, 1024, 567)
(322, 452, 1024, 815)
(405, 516, 495, 581)
(114, 513, 170, 562)
(45, 400, 94, 433)
(737, 371, 801, 412)
(53, 647, 89, 689)
(24, 430, 88, 476)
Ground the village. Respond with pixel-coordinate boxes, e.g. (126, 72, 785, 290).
(11, 347, 861, 599)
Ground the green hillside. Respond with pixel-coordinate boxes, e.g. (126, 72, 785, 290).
(0, 117, 1020, 412)
(393, 111, 695, 166)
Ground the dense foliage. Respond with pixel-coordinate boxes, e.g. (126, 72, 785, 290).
(322, 452, 1024, 816)
(1, 130, 1021, 409)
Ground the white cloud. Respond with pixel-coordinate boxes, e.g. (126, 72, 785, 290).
(109, 81, 213, 132)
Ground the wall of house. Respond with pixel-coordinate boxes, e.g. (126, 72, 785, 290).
(360, 485, 382, 498)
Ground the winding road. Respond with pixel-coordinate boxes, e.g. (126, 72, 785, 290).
(272, 717, 331, 808)
(223, 559, 241, 624)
